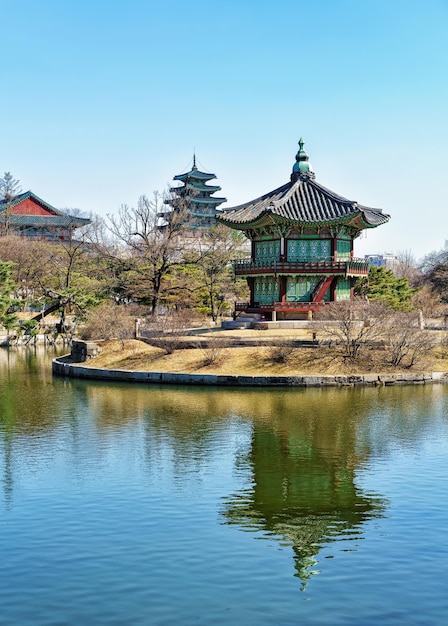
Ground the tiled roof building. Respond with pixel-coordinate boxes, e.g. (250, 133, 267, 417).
(218, 139, 390, 320)
(0, 191, 90, 240)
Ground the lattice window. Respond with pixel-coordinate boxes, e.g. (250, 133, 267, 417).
(288, 240, 298, 260)
(255, 240, 280, 261)
(287, 239, 331, 261)
(254, 277, 279, 304)
(286, 278, 297, 301)
(299, 240, 308, 260)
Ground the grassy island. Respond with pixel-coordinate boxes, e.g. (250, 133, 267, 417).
(82, 326, 448, 377)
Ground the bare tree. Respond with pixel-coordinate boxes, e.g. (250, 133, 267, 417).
(393, 249, 421, 285)
(264, 339, 296, 364)
(383, 312, 436, 368)
(197, 336, 230, 366)
(107, 192, 189, 314)
(80, 302, 135, 345)
(186, 225, 248, 321)
(316, 301, 388, 360)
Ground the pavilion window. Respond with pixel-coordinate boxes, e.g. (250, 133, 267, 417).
(254, 277, 279, 304)
(254, 240, 281, 262)
(287, 239, 331, 262)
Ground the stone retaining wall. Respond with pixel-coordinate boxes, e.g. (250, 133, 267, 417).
(52, 357, 448, 387)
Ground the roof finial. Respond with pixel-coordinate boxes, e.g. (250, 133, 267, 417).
(291, 137, 314, 182)
(192, 151, 197, 170)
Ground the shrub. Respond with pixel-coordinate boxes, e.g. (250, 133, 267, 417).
(251, 322, 268, 330)
(197, 337, 229, 366)
(265, 340, 295, 364)
(80, 303, 135, 345)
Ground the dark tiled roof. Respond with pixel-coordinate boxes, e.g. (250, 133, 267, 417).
(0, 214, 90, 227)
(218, 173, 389, 228)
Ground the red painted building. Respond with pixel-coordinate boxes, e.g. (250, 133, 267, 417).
(0, 191, 90, 240)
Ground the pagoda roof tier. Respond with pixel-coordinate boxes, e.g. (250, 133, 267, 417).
(218, 140, 389, 232)
(171, 182, 222, 194)
(173, 168, 217, 182)
(182, 195, 227, 205)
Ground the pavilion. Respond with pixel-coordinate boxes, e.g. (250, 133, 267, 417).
(218, 139, 390, 320)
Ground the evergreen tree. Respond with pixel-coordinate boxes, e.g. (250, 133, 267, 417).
(356, 266, 417, 311)
(0, 261, 19, 333)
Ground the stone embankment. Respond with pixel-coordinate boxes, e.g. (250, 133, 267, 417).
(52, 341, 448, 388)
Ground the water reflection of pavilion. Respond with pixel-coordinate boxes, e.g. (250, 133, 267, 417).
(221, 400, 387, 589)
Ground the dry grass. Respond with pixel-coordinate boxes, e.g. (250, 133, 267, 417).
(83, 337, 448, 376)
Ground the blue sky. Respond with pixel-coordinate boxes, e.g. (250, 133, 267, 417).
(1, 0, 447, 260)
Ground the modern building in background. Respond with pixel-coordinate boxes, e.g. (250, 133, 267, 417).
(364, 253, 398, 269)
(218, 139, 390, 320)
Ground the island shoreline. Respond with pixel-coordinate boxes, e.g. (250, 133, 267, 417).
(52, 356, 448, 388)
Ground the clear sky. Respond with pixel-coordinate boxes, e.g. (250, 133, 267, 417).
(1, 0, 447, 261)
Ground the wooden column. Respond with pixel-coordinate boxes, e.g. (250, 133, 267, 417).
(279, 276, 287, 302)
(248, 277, 255, 306)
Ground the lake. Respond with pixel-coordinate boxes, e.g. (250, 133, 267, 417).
(1, 347, 447, 625)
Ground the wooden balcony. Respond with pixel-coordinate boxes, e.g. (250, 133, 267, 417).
(233, 257, 369, 277)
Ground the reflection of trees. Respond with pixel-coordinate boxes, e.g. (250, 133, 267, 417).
(0, 347, 70, 507)
(2, 353, 445, 581)
(81, 383, 390, 588)
(0, 347, 70, 435)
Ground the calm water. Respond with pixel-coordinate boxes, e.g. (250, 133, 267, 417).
(0, 349, 447, 625)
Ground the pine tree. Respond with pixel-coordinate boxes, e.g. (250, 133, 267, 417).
(356, 266, 417, 311)
(0, 261, 19, 333)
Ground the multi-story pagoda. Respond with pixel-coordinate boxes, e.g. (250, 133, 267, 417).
(165, 155, 227, 233)
(218, 139, 390, 320)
